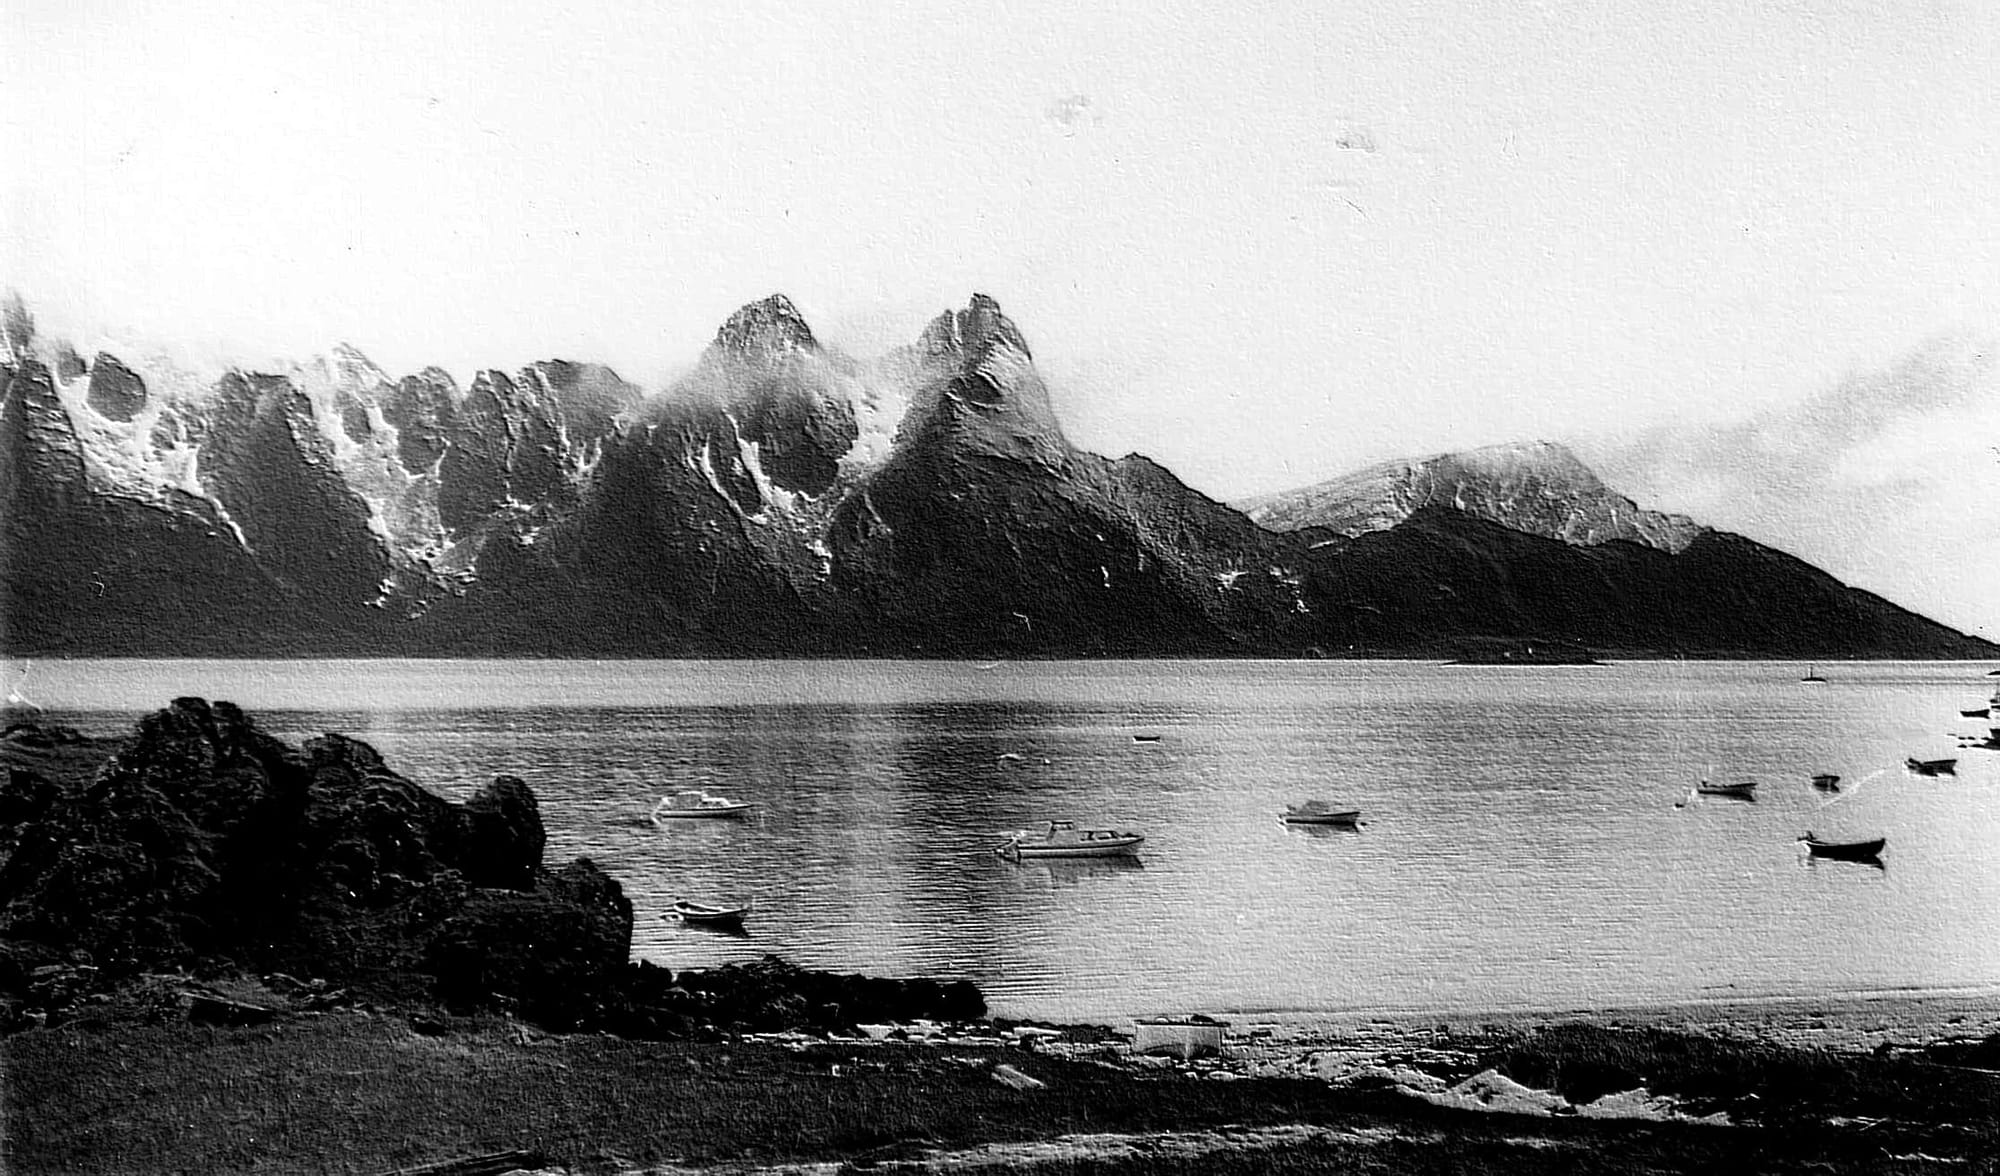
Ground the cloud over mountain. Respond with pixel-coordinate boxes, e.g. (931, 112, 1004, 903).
(1578, 334, 2000, 637)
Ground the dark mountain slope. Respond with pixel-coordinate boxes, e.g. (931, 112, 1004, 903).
(1304, 506, 1992, 658)
(826, 297, 1308, 655)
(1, 361, 306, 655)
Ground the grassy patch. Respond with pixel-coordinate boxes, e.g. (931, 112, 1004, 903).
(4, 1013, 1366, 1173)
(8, 1014, 1997, 1174)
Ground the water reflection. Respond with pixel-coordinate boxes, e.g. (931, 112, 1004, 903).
(662, 914, 754, 940)
(1000, 856, 1148, 889)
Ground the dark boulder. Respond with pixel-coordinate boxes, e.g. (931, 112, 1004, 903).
(458, 775, 543, 890)
(429, 859, 632, 1028)
(0, 699, 637, 1030)
(668, 955, 986, 1033)
(298, 733, 460, 906)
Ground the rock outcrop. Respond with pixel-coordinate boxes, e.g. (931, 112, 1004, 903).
(0, 700, 987, 1036)
(0, 699, 631, 1026)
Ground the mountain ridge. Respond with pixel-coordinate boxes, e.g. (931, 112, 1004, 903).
(3, 294, 1991, 659)
(1238, 440, 1708, 553)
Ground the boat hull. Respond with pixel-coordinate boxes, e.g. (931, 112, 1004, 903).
(653, 804, 753, 818)
(1804, 839, 1885, 862)
(674, 902, 750, 923)
(1284, 812, 1361, 826)
(1004, 839, 1144, 858)
(1697, 785, 1757, 799)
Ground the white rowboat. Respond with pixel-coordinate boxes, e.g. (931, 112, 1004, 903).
(996, 820, 1144, 859)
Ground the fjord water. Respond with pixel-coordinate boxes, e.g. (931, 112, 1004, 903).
(17, 659, 2000, 1022)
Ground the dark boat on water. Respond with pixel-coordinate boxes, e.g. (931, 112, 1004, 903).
(1810, 773, 1841, 792)
(1131, 734, 1163, 744)
(1800, 666, 1826, 683)
(1283, 801, 1362, 826)
(1961, 708, 1991, 719)
(1907, 758, 1957, 777)
(1696, 779, 1758, 800)
(1800, 833, 1885, 862)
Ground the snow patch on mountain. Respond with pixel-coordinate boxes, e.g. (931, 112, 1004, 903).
(46, 356, 205, 503)
(1239, 440, 1707, 553)
(287, 344, 449, 563)
(732, 427, 797, 522)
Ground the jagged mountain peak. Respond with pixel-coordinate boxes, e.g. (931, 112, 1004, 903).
(712, 294, 819, 356)
(891, 295, 1066, 468)
(917, 294, 1032, 363)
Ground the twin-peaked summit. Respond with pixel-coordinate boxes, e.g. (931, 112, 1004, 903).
(1, 291, 1989, 658)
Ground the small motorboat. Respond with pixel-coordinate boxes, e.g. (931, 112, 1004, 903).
(1961, 708, 1991, 719)
(1810, 773, 1841, 792)
(672, 899, 751, 925)
(1906, 758, 1957, 777)
(652, 789, 754, 819)
(1800, 666, 1826, 683)
(1799, 833, 1885, 862)
(1131, 734, 1164, 744)
(1283, 801, 1361, 826)
(996, 820, 1144, 858)
(1696, 779, 1758, 799)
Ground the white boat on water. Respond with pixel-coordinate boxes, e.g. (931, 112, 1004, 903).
(996, 820, 1144, 858)
(672, 899, 752, 924)
(652, 789, 754, 819)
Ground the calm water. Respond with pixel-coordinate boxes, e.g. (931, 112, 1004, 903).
(10, 658, 2000, 1022)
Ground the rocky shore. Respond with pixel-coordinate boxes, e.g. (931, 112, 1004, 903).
(5, 701, 1998, 1174)
(0, 699, 980, 1039)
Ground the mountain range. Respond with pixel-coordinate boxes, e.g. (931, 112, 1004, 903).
(2, 293, 1991, 659)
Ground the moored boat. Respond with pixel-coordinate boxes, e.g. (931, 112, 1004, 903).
(1800, 666, 1826, 683)
(1960, 708, 1990, 719)
(996, 820, 1144, 858)
(1283, 801, 1361, 826)
(1810, 773, 1841, 792)
(672, 899, 751, 925)
(1906, 758, 1957, 777)
(652, 789, 754, 819)
(1696, 779, 1758, 799)
(1132, 734, 1163, 744)
(1799, 833, 1885, 862)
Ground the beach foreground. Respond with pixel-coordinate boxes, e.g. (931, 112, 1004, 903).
(7, 983, 2000, 1174)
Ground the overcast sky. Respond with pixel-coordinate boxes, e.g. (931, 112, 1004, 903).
(6, 1, 1997, 634)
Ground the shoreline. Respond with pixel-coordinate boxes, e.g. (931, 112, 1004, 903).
(1184, 985, 2000, 1042)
